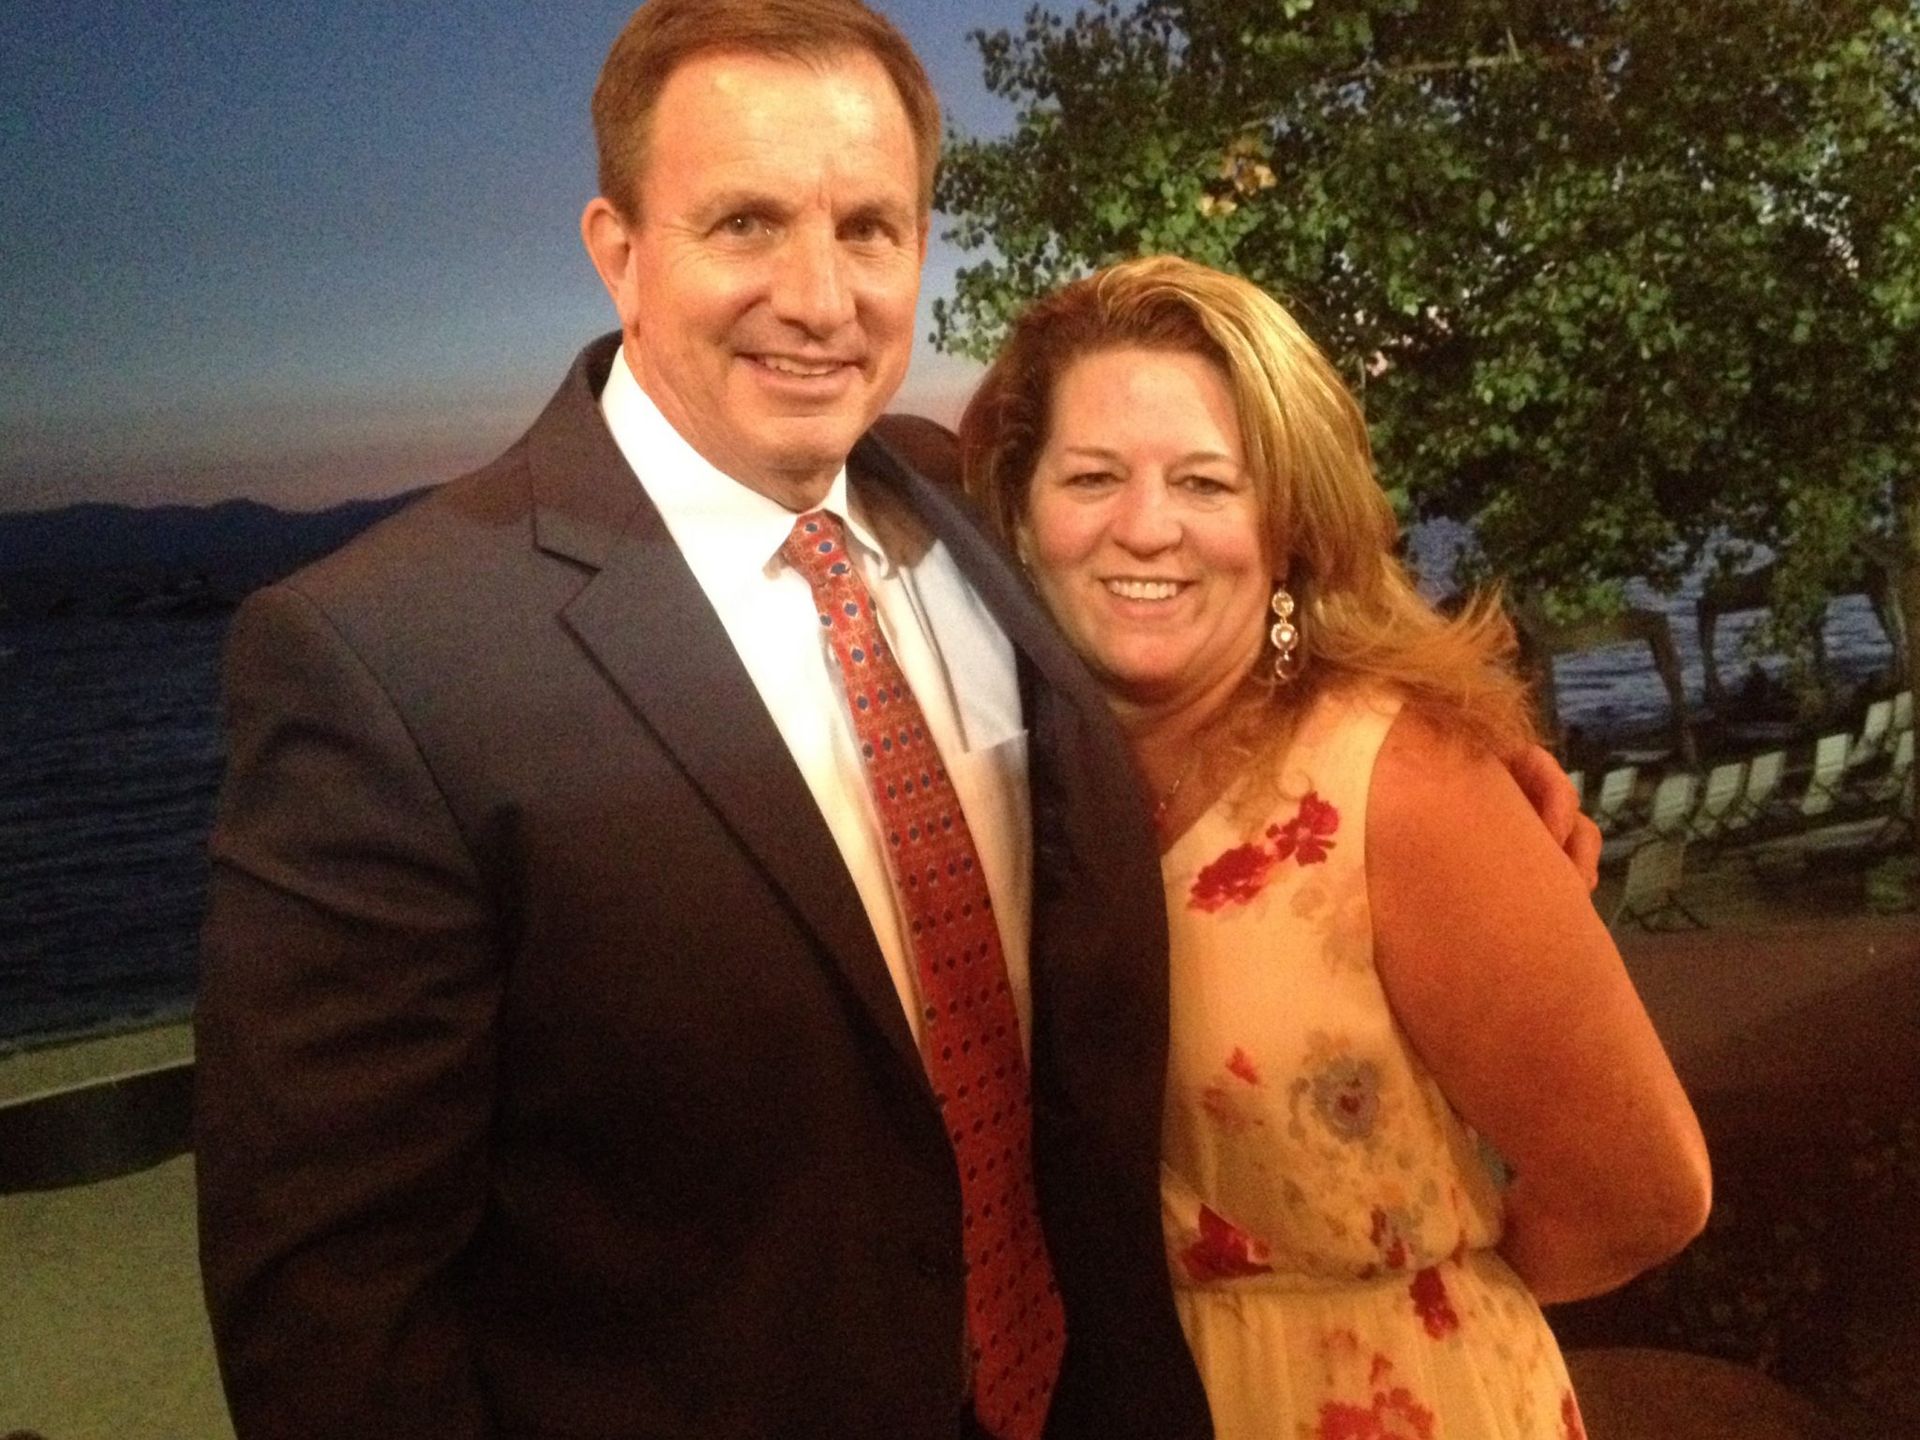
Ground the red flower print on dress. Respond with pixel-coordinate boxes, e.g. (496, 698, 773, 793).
(1409, 1266, 1460, 1339)
(1313, 1351, 1436, 1440)
(1369, 1207, 1411, 1271)
(1188, 842, 1279, 912)
(1188, 789, 1342, 910)
(1180, 1205, 1274, 1281)
(1270, 790, 1340, 865)
(1561, 1390, 1588, 1440)
(1315, 1386, 1436, 1440)
(1202, 1048, 1267, 1132)
(1199, 1083, 1263, 1134)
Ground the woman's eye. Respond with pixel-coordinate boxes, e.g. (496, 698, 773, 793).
(1180, 475, 1233, 496)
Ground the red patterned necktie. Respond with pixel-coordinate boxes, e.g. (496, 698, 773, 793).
(782, 511, 1065, 1440)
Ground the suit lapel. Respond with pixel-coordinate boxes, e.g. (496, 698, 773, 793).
(851, 428, 1132, 871)
(851, 429, 1091, 703)
(854, 428, 1169, 1097)
(524, 338, 929, 1089)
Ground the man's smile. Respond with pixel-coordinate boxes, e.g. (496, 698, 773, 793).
(750, 353, 855, 378)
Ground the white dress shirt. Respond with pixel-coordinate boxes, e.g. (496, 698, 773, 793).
(599, 347, 1033, 1050)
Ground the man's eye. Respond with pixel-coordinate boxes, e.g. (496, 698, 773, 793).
(718, 214, 768, 238)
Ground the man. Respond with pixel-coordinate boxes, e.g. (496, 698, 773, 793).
(195, 2, 1594, 1436)
(197, 3, 1205, 1435)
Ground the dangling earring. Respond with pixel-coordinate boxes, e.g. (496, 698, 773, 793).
(1269, 584, 1304, 683)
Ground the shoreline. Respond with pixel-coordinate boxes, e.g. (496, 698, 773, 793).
(5, 847, 1906, 1099)
(0, 1013, 193, 1106)
(0, 1000, 195, 1059)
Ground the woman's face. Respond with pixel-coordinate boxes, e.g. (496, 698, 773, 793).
(1018, 345, 1273, 717)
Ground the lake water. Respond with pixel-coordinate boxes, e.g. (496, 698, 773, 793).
(0, 567, 1898, 1046)
(1, 613, 225, 1042)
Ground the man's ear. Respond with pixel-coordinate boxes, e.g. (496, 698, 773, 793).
(581, 196, 637, 320)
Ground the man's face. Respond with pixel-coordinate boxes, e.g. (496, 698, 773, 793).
(594, 50, 927, 510)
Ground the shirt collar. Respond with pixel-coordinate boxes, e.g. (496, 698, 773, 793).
(598, 344, 896, 580)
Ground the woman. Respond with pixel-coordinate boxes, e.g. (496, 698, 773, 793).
(960, 256, 1710, 1438)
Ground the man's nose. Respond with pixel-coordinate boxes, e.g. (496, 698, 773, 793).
(769, 227, 856, 334)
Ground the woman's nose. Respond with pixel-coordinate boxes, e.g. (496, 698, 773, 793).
(1109, 478, 1181, 553)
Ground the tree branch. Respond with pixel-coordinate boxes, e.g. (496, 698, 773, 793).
(1334, 37, 1621, 85)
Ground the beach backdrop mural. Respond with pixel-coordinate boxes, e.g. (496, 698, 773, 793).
(3, 1, 1913, 1046)
(2, 3, 1916, 1433)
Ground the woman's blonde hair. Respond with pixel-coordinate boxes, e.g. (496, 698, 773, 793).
(959, 254, 1537, 762)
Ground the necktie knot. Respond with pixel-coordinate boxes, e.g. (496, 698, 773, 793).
(784, 512, 883, 653)
(782, 511, 853, 584)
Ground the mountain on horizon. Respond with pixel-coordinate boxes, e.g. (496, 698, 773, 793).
(0, 489, 432, 614)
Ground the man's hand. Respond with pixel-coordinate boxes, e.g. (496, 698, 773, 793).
(1507, 744, 1601, 891)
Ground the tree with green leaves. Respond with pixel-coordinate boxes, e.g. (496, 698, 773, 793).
(936, 0, 1920, 711)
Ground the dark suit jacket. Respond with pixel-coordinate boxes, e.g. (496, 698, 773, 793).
(195, 334, 1211, 1439)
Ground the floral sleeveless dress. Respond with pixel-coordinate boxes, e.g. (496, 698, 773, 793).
(1158, 687, 1584, 1440)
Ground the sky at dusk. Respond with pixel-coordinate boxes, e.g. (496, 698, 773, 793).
(1, 1, 1029, 514)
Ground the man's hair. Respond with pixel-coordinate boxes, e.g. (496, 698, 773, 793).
(592, 0, 942, 219)
(959, 254, 1536, 762)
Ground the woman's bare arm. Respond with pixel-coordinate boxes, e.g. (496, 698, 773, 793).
(1368, 708, 1711, 1304)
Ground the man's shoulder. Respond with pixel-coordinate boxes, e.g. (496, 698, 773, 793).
(227, 431, 573, 707)
(285, 437, 538, 612)
(285, 334, 623, 611)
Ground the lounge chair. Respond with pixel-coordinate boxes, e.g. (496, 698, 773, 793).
(1865, 728, 1915, 848)
(1688, 760, 1748, 845)
(1871, 727, 1915, 799)
(1848, 696, 1896, 769)
(1588, 764, 1641, 836)
(1732, 749, 1788, 828)
(1644, 771, 1701, 839)
(1607, 836, 1705, 931)
(1796, 732, 1853, 821)
(1707, 749, 1787, 862)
